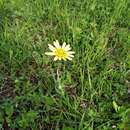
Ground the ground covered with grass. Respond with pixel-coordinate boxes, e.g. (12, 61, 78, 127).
(0, 0, 130, 130)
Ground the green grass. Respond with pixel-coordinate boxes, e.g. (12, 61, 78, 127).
(0, 0, 130, 129)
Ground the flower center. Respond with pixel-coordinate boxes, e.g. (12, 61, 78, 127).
(54, 48, 67, 58)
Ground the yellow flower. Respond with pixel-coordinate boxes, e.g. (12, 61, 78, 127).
(45, 40, 75, 61)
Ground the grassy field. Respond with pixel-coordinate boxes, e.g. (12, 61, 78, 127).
(0, 0, 130, 129)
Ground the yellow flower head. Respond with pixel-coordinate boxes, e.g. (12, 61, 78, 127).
(45, 40, 75, 61)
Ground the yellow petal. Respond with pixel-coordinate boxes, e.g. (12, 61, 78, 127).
(62, 42, 66, 48)
(48, 44, 56, 51)
(68, 51, 75, 54)
(45, 52, 54, 55)
(67, 57, 72, 60)
(54, 57, 58, 61)
(68, 54, 74, 57)
(53, 40, 60, 48)
(65, 44, 71, 51)
(58, 57, 61, 60)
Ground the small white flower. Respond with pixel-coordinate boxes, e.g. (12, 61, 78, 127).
(45, 40, 75, 61)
